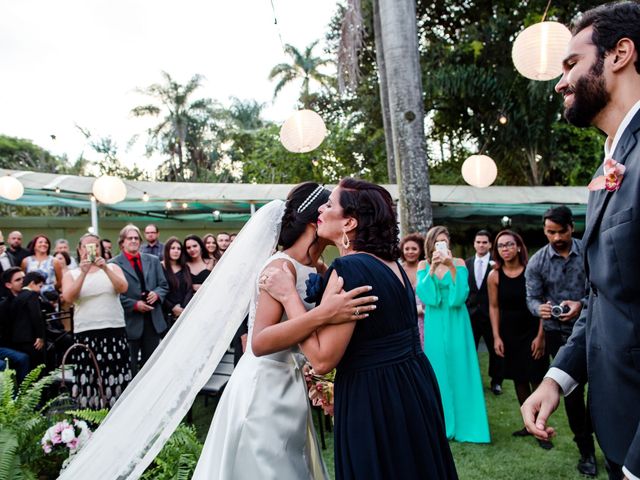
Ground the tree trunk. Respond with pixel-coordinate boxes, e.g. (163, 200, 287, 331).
(378, 0, 432, 234)
(373, 0, 396, 183)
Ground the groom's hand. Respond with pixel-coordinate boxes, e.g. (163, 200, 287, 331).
(521, 378, 561, 440)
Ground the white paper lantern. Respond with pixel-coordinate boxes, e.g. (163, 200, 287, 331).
(0, 175, 24, 200)
(462, 155, 498, 188)
(92, 175, 127, 204)
(280, 110, 327, 153)
(512, 21, 571, 81)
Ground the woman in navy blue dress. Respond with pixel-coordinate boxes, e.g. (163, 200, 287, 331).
(261, 178, 457, 480)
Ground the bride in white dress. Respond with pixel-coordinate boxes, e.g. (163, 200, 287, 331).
(59, 182, 376, 480)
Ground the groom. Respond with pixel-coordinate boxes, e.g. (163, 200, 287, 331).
(521, 3, 640, 480)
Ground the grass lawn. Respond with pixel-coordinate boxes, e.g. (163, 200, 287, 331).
(189, 352, 602, 479)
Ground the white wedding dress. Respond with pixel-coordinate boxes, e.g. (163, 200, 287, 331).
(192, 251, 329, 480)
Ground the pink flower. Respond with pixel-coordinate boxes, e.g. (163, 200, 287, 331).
(67, 438, 79, 451)
(42, 443, 52, 454)
(588, 158, 626, 192)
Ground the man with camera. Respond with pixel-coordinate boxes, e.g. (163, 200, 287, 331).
(111, 224, 168, 376)
(525, 206, 596, 477)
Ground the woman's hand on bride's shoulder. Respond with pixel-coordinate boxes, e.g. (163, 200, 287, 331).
(259, 263, 296, 303)
(320, 272, 378, 324)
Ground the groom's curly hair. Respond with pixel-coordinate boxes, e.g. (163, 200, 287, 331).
(279, 182, 330, 249)
(338, 177, 400, 261)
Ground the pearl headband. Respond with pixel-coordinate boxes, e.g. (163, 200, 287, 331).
(297, 185, 326, 213)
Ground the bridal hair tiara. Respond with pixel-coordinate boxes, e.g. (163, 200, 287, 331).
(297, 185, 325, 213)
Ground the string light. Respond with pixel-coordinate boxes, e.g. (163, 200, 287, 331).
(165, 201, 172, 210)
(181, 202, 188, 209)
(142, 192, 149, 202)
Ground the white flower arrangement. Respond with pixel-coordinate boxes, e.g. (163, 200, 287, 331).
(41, 419, 92, 457)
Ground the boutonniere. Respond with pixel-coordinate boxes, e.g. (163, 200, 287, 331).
(489, 260, 496, 268)
(304, 272, 324, 304)
(588, 158, 626, 192)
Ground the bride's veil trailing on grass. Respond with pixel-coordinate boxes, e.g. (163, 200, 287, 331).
(59, 200, 286, 480)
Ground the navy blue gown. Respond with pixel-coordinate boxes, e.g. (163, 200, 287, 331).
(326, 254, 458, 480)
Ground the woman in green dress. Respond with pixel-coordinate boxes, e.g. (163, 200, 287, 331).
(416, 226, 490, 443)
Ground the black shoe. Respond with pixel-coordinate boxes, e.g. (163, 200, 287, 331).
(577, 454, 597, 477)
(491, 384, 503, 395)
(537, 439, 554, 450)
(512, 427, 531, 437)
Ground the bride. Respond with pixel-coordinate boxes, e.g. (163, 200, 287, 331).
(59, 182, 377, 480)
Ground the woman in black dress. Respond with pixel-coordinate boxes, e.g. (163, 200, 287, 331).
(183, 235, 213, 292)
(161, 237, 193, 328)
(261, 178, 457, 480)
(487, 230, 549, 446)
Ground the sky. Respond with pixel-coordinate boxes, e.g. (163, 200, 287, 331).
(0, 0, 339, 171)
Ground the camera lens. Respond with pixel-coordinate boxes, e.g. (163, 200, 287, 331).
(551, 305, 563, 317)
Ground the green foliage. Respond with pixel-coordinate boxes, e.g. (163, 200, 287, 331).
(0, 366, 58, 479)
(64, 408, 109, 426)
(141, 424, 203, 480)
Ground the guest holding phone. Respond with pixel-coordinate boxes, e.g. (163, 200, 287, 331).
(416, 225, 490, 443)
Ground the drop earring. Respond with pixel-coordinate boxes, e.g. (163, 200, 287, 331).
(341, 230, 351, 250)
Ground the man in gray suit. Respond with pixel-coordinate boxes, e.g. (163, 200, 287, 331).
(111, 224, 168, 376)
(522, 3, 640, 479)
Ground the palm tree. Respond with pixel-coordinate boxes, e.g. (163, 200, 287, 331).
(268, 41, 333, 108)
(131, 71, 218, 180)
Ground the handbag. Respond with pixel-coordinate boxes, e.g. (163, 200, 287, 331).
(46, 343, 107, 415)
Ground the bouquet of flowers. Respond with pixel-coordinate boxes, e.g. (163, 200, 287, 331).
(41, 419, 92, 468)
(303, 363, 335, 416)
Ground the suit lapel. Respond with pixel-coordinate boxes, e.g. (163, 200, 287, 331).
(117, 254, 137, 280)
(141, 254, 152, 286)
(583, 112, 640, 248)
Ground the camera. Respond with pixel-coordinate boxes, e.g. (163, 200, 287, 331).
(86, 243, 97, 262)
(551, 304, 570, 318)
(435, 241, 448, 254)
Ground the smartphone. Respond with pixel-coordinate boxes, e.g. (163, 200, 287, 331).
(435, 241, 448, 254)
(86, 243, 97, 262)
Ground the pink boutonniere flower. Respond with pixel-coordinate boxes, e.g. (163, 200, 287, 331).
(588, 158, 626, 192)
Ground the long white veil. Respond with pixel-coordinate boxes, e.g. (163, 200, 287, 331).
(59, 200, 286, 480)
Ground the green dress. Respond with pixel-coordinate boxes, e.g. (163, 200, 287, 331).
(416, 266, 490, 443)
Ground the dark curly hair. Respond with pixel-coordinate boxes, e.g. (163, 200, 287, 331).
(573, 2, 640, 75)
(278, 182, 330, 249)
(338, 177, 400, 261)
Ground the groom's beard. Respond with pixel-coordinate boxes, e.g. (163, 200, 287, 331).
(563, 68, 610, 128)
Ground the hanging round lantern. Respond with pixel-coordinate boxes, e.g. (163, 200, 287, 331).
(279, 110, 327, 153)
(0, 175, 24, 200)
(462, 155, 498, 188)
(92, 175, 127, 204)
(512, 21, 571, 81)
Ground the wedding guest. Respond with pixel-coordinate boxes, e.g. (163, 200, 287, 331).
(229, 232, 237, 243)
(7, 231, 30, 265)
(54, 251, 72, 274)
(111, 225, 168, 376)
(488, 230, 549, 448)
(21, 234, 63, 298)
(101, 239, 114, 260)
(400, 233, 426, 346)
(9, 271, 46, 370)
(417, 225, 490, 443)
(184, 235, 213, 292)
(216, 232, 231, 255)
(62, 234, 131, 408)
(161, 237, 193, 328)
(141, 224, 164, 261)
(0, 267, 30, 382)
(54, 239, 78, 269)
(466, 230, 504, 395)
(202, 233, 221, 266)
(0, 230, 18, 299)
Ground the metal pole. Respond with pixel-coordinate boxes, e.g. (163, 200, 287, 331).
(250, 202, 256, 216)
(91, 196, 99, 235)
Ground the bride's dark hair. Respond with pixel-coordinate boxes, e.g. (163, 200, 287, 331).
(278, 182, 330, 249)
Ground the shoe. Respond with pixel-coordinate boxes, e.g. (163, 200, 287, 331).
(512, 427, 531, 437)
(537, 439, 554, 450)
(577, 454, 597, 477)
(491, 384, 503, 395)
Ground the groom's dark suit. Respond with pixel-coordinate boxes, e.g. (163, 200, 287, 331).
(554, 109, 640, 475)
(466, 255, 503, 387)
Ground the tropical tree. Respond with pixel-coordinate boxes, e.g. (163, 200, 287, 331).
(131, 72, 222, 181)
(268, 41, 334, 108)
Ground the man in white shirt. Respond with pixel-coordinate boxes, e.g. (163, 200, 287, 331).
(465, 230, 503, 395)
(522, 4, 640, 480)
